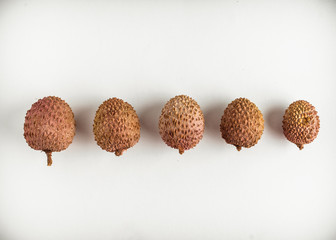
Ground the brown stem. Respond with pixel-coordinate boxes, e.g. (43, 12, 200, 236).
(115, 149, 125, 156)
(296, 144, 304, 150)
(44, 151, 52, 166)
(235, 145, 242, 151)
(179, 148, 184, 154)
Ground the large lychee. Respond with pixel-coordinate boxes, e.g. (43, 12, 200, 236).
(220, 98, 264, 151)
(282, 100, 320, 150)
(93, 98, 140, 156)
(24, 96, 76, 166)
(159, 95, 205, 154)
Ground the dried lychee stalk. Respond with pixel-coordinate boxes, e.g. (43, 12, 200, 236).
(24, 96, 76, 166)
(159, 95, 205, 154)
(282, 100, 320, 150)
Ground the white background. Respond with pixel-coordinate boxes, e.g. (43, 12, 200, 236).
(0, 0, 336, 239)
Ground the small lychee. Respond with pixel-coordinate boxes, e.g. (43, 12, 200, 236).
(282, 100, 320, 150)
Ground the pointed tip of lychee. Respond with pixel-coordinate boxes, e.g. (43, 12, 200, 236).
(297, 144, 304, 150)
(115, 149, 126, 156)
(179, 148, 185, 154)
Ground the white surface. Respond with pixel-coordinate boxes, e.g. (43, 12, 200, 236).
(0, 0, 336, 239)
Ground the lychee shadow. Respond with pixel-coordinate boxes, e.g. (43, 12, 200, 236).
(2, 97, 35, 143)
(204, 102, 225, 139)
(265, 105, 286, 138)
(138, 101, 164, 144)
(73, 104, 98, 144)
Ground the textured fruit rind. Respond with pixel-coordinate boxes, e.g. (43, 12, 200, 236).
(220, 98, 264, 150)
(24, 96, 76, 153)
(282, 100, 320, 150)
(159, 95, 205, 154)
(93, 98, 140, 155)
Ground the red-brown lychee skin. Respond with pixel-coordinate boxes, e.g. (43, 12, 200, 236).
(220, 98, 264, 151)
(24, 96, 76, 166)
(159, 95, 205, 154)
(93, 98, 140, 156)
(282, 100, 320, 150)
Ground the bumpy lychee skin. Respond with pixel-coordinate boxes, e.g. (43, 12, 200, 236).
(93, 98, 140, 156)
(220, 98, 264, 151)
(282, 100, 320, 150)
(159, 95, 205, 154)
(24, 96, 76, 166)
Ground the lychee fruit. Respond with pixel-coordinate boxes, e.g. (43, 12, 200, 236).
(282, 100, 320, 150)
(159, 95, 205, 154)
(93, 98, 140, 156)
(24, 96, 76, 166)
(220, 98, 264, 151)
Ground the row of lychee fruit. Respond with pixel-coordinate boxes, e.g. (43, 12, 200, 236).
(24, 95, 320, 166)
